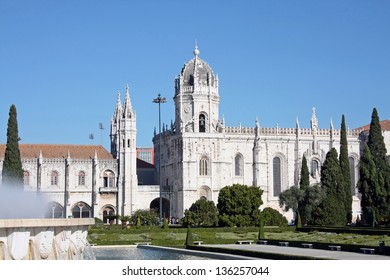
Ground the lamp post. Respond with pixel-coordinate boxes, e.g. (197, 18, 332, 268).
(153, 93, 166, 225)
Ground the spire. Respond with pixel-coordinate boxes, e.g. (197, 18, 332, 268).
(255, 117, 260, 139)
(38, 150, 43, 165)
(123, 85, 133, 118)
(296, 117, 300, 129)
(114, 90, 122, 121)
(310, 107, 318, 130)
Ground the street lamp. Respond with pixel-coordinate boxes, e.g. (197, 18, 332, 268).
(153, 93, 166, 224)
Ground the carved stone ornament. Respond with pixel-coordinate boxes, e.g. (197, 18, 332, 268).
(38, 230, 54, 259)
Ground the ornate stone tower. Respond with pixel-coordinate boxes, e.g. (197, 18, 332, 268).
(174, 46, 221, 134)
(110, 85, 138, 216)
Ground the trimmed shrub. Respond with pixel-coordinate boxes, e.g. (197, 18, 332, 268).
(261, 207, 288, 227)
(185, 226, 194, 246)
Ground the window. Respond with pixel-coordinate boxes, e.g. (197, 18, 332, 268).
(199, 114, 206, 133)
(199, 157, 208, 176)
(102, 206, 115, 224)
(23, 171, 30, 186)
(78, 171, 86, 186)
(103, 170, 115, 188)
(51, 171, 58, 186)
(273, 157, 281, 197)
(198, 186, 211, 200)
(349, 157, 356, 195)
(47, 202, 64, 218)
(72, 202, 91, 218)
(235, 154, 243, 176)
(311, 160, 319, 178)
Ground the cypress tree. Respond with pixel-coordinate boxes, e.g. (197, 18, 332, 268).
(298, 155, 310, 225)
(314, 148, 346, 226)
(366, 108, 390, 218)
(2, 105, 23, 187)
(258, 219, 265, 240)
(299, 155, 310, 188)
(358, 144, 382, 225)
(340, 115, 352, 223)
(185, 226, 194, 246)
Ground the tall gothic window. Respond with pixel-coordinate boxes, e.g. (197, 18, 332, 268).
(273, 157, 281, 197)
(78, 171, 86, 186)
(349, 157, 356, 195)
(51, 171, 58, 186)
(199, 157, 208, 176)
(199, 114, 206, 133)
(235, 154, 243, 176)
(311, 160, 319, 178)
(23, 171, 30, 186)
(103, 170, 115, 188)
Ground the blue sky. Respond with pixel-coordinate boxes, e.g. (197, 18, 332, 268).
(1, 0, 389, 149)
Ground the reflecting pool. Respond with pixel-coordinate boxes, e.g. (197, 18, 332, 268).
(93, 247, 214, 260)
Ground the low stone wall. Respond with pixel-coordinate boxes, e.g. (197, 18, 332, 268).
(0, 218, 95, 260)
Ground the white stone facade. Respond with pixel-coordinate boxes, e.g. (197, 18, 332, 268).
(1, 47, 389, 223)
(0, 87, 160, 222)
(153, 47, 380, 221)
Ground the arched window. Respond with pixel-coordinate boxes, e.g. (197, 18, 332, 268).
(78, 171, 86, 186)
(198, 186, 211, 200)
(199, 157, 208, 176)
(102, 206, 115, 224)
(46, 202, 64, 218)
(311, 160, 319, 178)
(349, 157, 356, 195)
(273, 157, 281, 197)
(235, 154, 243, 176)
(72, 202, 91, 218)
(23, 171, 30, 186)
(51, 171, 58, 186)
(103, 170, 115, 188)
(199, 114, 206, 133)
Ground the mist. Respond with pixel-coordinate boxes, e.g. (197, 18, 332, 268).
(0, 184, 48, 219)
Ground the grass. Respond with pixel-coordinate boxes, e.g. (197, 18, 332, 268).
(87, 225, 390, 247)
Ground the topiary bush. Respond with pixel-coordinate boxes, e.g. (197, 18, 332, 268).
(185, 226, 194, 246)
(261, 207, 288, 227)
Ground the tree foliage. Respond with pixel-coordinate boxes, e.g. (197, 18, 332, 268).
(313, 148, 347, 226)
(260, 207, 288, 227)
(279, 155, 324, 225)
(183, 198, 219, 227)
(340, 115, 352, 223)
(366, 108, 390, 220)
(217, 184, 263, 227)
(358, 144, 384, 225)
(130, 209, 159, 226)
(185, 226, 194, 246)
(2, 105, 23, 187)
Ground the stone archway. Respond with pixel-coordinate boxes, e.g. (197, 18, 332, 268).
(150, 197, 170, 218)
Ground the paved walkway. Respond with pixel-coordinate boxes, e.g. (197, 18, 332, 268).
(200, 244, 390, 260)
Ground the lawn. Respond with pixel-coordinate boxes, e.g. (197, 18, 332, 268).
(87, 225, 390, 247)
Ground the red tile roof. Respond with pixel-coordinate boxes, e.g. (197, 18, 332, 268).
(355, 120, 390, 132)
(0, 144, 114, 160)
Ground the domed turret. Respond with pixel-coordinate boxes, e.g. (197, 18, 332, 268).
(174, 47, 221, 134)
(179, 46, 217, 89)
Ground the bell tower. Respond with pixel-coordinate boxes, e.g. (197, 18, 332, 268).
(110, 85, 137, 216)
(174, 46, 220, 134)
